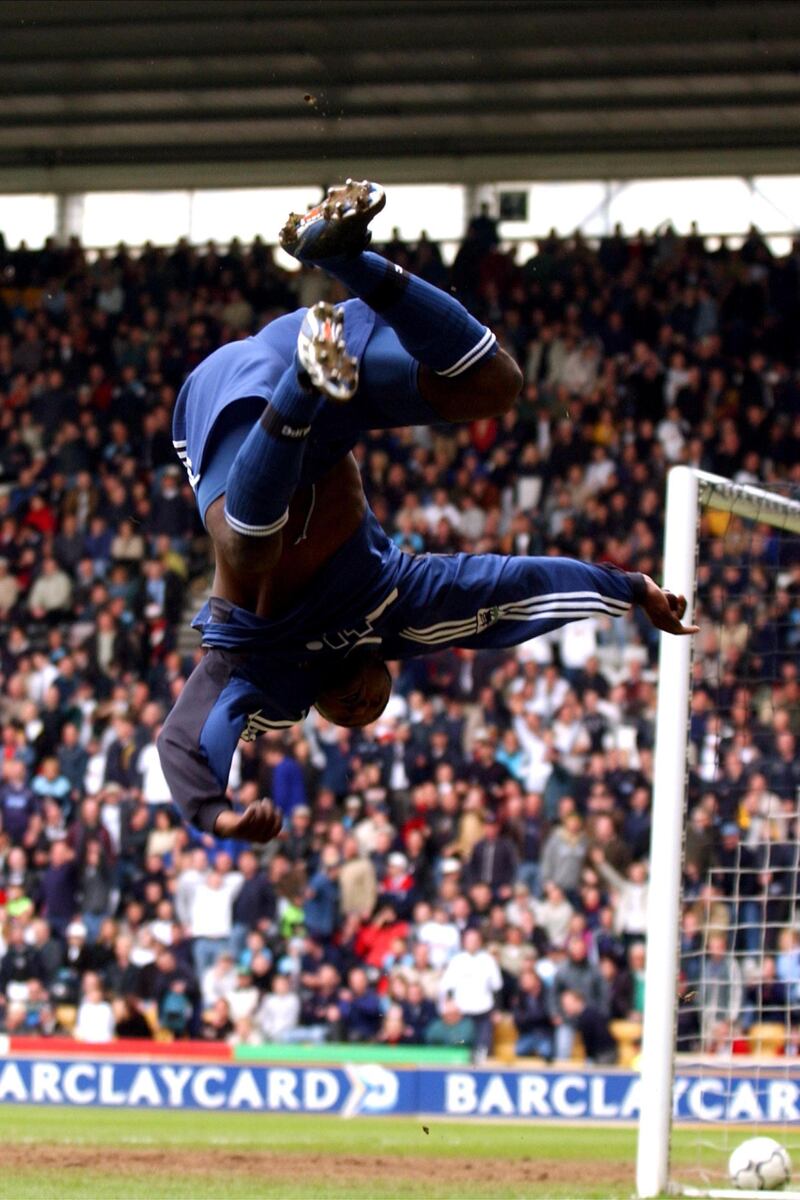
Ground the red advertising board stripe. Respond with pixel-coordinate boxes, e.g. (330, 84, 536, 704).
(7, 1037, 234, 1061)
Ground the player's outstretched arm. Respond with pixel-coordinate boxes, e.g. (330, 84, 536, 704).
(638, 576, 699, 636)
(158, 652, 292, 842)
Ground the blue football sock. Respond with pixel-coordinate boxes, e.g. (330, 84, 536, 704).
(224, 362, 322, 537)
(320, 251, 497, 378)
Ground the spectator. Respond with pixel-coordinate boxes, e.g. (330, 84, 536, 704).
(0, 923, 45, 993)
(465, 811, 518, 900)
(78, 839, 115, 941)
(0, 760, 36, 844)
(699, 932, 743, 1052)
(28, 918, 63, 984)
(401, 979, 437, 1043)
(416, 904, 461, 969)
(28, 556, 73, 621)
(552, 934, 607, 1059)
(742, 956, 787, 1033)
(560, 989, 618, 1064)
(338, 834, 378, 918)
(74, 972, 115, 1042)
(200, 998, 234, 1042)
(510, 966, 554, 1059)
(57, 724, 88, 799)
(258, 972, 301, 1042)
(591, 848, 649, 942)
(338, 966, 382, 1043)
(136, 728, 172, 807)
(534, 882, 574, 949)
(113, 995, 153, 1039)
(39, 841, 78, 936)
(377, 1003, 411, 1045)
(425, 997, 476, 1048)
(263, 743, 308, 816)
(304, 846, 340, 941)
(0, 557, 19, 617)
(158, 981, 193, 1040)
(299, 963, 343, 1043)
(378, 852, 415, 918)
(231, 850, 275, 956)
(227, 966, 260, 1025)
(190, 870, 238, 977)
(438, 928, 502, 1061)
(105, 935, 141, 998)
(540, 811, 588, 900)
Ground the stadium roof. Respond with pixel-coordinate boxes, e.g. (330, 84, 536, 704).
(2, 0, 800, 192)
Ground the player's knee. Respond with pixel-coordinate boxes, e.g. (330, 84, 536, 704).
(463, 350, 522, 418)
(422, 350, 522, 422)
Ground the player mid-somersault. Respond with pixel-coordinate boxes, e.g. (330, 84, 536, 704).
(158, 181, 697, 843)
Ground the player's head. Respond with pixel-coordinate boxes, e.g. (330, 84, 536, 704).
(314, 649, 391, 728)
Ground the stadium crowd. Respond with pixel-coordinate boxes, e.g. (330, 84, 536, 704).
(0, 208, 799, 1061)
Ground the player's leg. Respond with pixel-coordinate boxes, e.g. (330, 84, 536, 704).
(193, 308, 362, 577)
(310, 549, 645, 729)
(201, 371, 323, 575)
(280, 180, 522, 421)
(308, 319, 445, 447)
(377, 550, 645, 660)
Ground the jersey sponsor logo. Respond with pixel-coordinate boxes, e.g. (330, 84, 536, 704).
(241, 710, 302, 741)
(306, 588, 399, 653)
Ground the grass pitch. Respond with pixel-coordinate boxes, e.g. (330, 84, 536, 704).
(0, 1104, 721, 1198)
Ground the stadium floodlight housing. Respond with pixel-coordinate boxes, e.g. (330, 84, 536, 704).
(636, 466, 800, 1200)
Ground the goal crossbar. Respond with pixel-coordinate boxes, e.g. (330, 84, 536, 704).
(635, 467, 800, 1200)
(694, 468, 800, 535)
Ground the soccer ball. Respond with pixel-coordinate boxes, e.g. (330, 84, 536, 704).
(728, 1137, 792, 1190)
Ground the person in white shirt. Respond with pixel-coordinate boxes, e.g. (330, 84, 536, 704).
(200, 952, 238, 1010)
(422, 486, 462, 533)
(591, 849, 649, 940)
(551, 698, 591, 775)
(137, 731, 173, 805)
(190, 869, 236, 977)
(354, 803, 396, 857)
(174, 848, 208, 927)
(74, 972, 115, 1043)
(559, 339, 600, 397)
(227, 967, 261, 1024)
(257, 973, 301, 1042)
(417, 906, 461, 970)
(529, 664, 570, 720)
(215, 851, 244, 904)
(438, 928, 502, 1061)
(534, 882, 575, 949)
(559, 617, 598, 673)
(512, 709, 553, 793)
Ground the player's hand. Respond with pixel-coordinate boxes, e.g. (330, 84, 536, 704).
(214, 798, 283, 843)
(640, 577, 699, 636)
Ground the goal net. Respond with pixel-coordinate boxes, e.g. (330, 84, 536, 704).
(637, 466, 800, 1199)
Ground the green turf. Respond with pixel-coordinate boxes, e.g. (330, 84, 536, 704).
(0, 1105, 721, 1199)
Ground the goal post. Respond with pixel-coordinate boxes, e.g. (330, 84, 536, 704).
(636, 466, 800, 1200)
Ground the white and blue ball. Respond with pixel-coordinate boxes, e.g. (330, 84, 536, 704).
(728, 1137, 791, 1190)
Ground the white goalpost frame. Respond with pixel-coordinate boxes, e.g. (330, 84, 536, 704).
(636, 466, 800, 1200)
